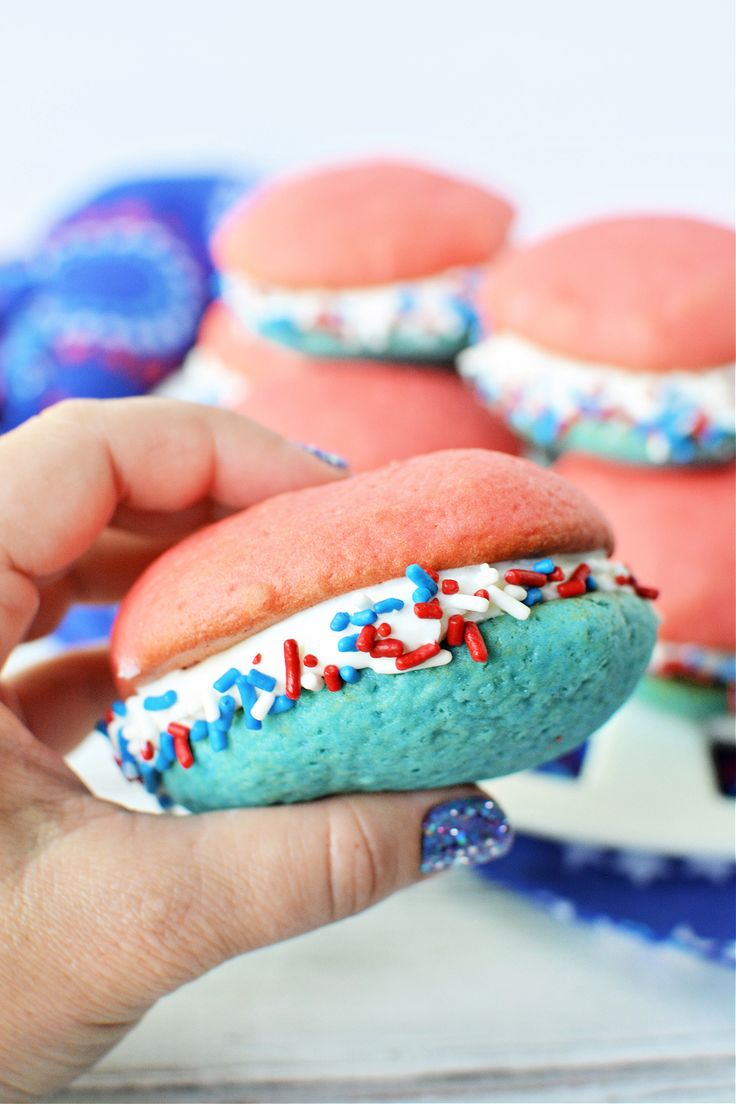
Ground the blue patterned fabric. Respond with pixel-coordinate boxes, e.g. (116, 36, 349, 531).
(0, 173, 253, 431)
(477, 832, 735, 968)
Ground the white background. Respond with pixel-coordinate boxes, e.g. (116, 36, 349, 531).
(0, 0, 733, 251)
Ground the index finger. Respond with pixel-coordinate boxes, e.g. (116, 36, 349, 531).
(0, 397, 345, 663)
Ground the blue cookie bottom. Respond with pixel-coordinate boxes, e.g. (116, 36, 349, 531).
(635, 674, 730, 721)
(256, 317, 473, 362)
(161, 592, 656, 811)
(506, 411, 734, 467)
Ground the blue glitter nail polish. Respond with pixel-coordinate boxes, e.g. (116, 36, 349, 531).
(296, 442, 350, 470)
(420, 795, 513, 873)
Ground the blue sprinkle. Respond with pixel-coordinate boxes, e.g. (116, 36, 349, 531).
(350, 608, 378, 626)
(585, 576, 598, 591)
(533, 409, 562, 446)
(143, 689, 178, 711)
(523, 587, 543, 607)
(412, 586, 433, 603)
(158, 793, 174, 810)
(248, 668, 276, 692)
(209, 695, 235, 751)
(533, 558, 555, 575)
(339, 665, 360, 685)
(330, 611, 351, 631)
(118, 732, 136, 766)
(338, 633, 360, 652)
(208, 725, 229, 752)
(236, 677, 262, 731)
(141, 767, 160, 795)
(213, 667, 241, 693)
(406, 564, 438, 596)
(218, 694, 236, 724)
(111, 700, 127, 717)
(271, 694, 296, 714)
(190, 719, 208, 742)
(160, 730, 175, 762)
(95, 720, 109, 737)
(374, 597, 404, 614)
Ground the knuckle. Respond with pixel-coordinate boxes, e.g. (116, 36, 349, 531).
(323, 799, 395, 922)
(36, 397, 101, 428)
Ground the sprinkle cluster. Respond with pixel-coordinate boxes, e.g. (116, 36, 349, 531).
(223, 268, 477, 354)
(459, 336, 735, 464)
(101, 552, 657, 801)
(649, 641, 736, 699)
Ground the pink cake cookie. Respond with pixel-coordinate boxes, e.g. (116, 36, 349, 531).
(182, 305, 521, 469)
(459, 216, 735, 465)
(104, 449, 657, 811)
(555, 454, 735, 704)
(212, 159, 514, 360)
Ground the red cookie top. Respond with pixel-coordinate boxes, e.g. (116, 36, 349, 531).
(478, 216, 735, 371)
(212, 159, 514, 289)
(236, 360, 522, 471)
(197, 306, 522, 468)
(555, 454, 736, 650)
(112, 449, 612, 689)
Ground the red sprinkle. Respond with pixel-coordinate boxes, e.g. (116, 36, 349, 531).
(441, 579, 459, 594)
(464, 621, 488, 663)
(377, 621, 392, 637)
(396, 641, 440, 671)
(357, 624, 377, 652)
(105, 708, 115, 725)
(370, 639, 405, 658)
(323, 665, 342, 692)
(303, 654, 318, 668)
(423, 565, 439, 582)
(167, 722, 189, 739)
(284, 639, 302, 700)
(414, 601, 443, 619)
(140, 740, 154, 761)
(504, 569, 548, 587)
(557, 579, 586, 598)
(635, 584, 659, 600)
(446, 613, 465, 646)
(168, 724, 193, 770)
(474, 588, 490, 600)
(570, 563, 590, 583)
(548, 566, 564, 582)
(252, 653, 262, 664)
(615, 574, 633, 586)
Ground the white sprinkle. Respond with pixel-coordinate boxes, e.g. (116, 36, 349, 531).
(504, 584, 528, 601)
(251, 691, 276, 722)
(476, 564, 500, 586)
(488, 584, 531, 620)
(350, 591, 374, 612)
(203, 690, 220, 722)
(301, 671, 325, 692)
(444, 592, 491, 613)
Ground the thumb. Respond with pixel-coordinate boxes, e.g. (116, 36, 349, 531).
(117, 786, 512, 998)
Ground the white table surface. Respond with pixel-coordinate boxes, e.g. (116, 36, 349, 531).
(45, 734, 735, 1104)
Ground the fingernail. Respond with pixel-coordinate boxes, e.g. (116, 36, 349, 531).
(420, 794, 513, 873)
(296, 442, 350, 470)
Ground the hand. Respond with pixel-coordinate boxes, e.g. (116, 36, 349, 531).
(0, 399, 500, 1100)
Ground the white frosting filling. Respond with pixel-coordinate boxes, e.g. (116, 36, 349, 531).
(108, 550, 633, 769)
(155, 347, 251, 408)
(222, 267, 476, 351)
(458, 333, 735, 437)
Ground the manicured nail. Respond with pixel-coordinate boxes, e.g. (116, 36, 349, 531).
(296, 442, 350, 469)
(420, 794, 513, 873)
